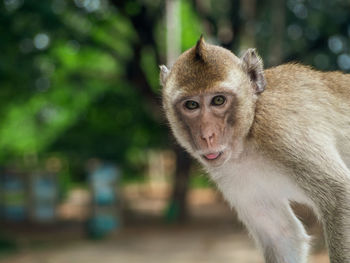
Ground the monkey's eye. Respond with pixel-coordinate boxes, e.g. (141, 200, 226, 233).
(184, 100, 199, 110)
(211, 95, 226, 106)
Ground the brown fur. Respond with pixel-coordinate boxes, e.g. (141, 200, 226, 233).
(167, 37, 241, 93)
(251, 64, 350, 262)
(161, 38, 350, 263)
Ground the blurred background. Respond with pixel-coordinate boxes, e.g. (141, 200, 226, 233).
(1, 0, 350, 262)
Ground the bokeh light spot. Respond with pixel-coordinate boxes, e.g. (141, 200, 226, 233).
(34, 33, 50, 50)
(74, 0, 101, 12)
(4, 0, 23, 12)
(328, 36, 344, 54)
(337, 54, 350, 70)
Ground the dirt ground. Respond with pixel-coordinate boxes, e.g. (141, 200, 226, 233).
(0, 187, 330, 263)
(0, 222, 329, 263)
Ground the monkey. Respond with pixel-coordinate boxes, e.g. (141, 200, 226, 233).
(160, 36, 350, 263)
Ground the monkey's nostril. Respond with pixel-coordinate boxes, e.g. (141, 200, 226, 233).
(202, 133, 214, 140)
(201, 133, 215, 147)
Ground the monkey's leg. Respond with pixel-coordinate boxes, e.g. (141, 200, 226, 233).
(235, 200, 310, 263)
(306, 176, 350, 263)
(289, 149, 350, 263)
(299, 174, 350, 263)
(321, 203, 350, 263)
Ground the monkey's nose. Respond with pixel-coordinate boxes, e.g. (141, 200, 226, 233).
(201, 133, 215, 147)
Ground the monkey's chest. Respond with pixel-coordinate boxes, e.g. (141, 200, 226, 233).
(209, 154, 314, 210)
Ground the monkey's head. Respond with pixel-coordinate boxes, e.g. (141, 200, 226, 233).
(160, 36, 266, 167)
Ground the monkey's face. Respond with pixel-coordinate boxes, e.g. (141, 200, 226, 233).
(174, 91, 237, 166)
(161, 37, 265, 167)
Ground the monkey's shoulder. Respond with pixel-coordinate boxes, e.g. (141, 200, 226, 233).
(251, 64, 350, 163)
(264, 63, 350, 99)
(256, 63, 350, 125)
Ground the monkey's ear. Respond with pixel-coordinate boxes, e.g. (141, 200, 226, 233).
(241, 48, 266, 94)
(159, 65, 170, 87)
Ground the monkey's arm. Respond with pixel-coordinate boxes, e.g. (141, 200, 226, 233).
(238, 200, 310, 263)
(253, 88, 350, 262)
(283, 145, 350, 263)
(293, 153, 350, 263)
(251, 67, 350, 262)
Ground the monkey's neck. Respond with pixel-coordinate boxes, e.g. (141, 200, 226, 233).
(208, 147, 315, 212)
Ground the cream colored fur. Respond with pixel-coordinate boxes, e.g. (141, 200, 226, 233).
(161, 38, 350, 263)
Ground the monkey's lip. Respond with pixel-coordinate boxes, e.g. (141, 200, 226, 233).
(203, 152, 222, 160)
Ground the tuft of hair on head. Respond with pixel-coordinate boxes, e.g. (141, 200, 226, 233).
(195, 34, 206, 61)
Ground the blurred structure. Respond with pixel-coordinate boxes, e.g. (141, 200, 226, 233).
(0, 164, 59, 223)
(88, 160, 121, 238)
(29, 171, 57, 223)
(0, 168, 27, 222)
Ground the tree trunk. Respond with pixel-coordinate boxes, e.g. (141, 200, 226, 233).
(164, 0, 192, 223)
(268, 0, 285, 66)
(166, 0, 181, 67)
(165, 145, 192, 223)
(239, 0, 256, 50)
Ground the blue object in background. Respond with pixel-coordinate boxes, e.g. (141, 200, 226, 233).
(1, 173, 26, 221)
(87, 213, 120, 238)
(31, 174, 57, 222)
(88, 163, 121, 238)
(91, 165, 117, 205)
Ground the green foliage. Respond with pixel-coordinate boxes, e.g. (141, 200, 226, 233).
(0, 0, 169, 186)
(140, 46, 159, 93)
(2, 0, 350, 184)
(180, 0, 203, 51)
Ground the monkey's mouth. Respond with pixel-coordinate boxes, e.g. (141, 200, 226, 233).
(203, 152, 222, 161)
